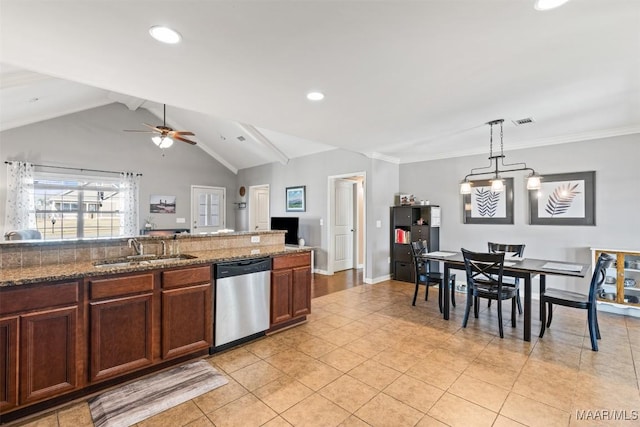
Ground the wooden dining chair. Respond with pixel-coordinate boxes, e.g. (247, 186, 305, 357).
(487, 242, 526, 314)
(539, 252, 614, 351)
(462, 248, 517, 338)
(410, 240, 456, 313)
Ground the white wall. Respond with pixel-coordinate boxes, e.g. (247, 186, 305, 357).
(0, 103, 238, 233)
(399, 133, 640, 293)
(238, 149, 399, 282)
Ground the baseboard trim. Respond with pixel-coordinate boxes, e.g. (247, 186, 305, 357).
(364, 274, 391, 284)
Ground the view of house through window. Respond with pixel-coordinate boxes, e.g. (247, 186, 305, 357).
(34, 173, 123, 239)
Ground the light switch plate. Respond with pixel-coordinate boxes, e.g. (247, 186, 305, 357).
(376, 220, 382, 228)
(251, 235, 260, 243)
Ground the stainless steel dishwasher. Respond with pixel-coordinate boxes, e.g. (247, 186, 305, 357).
(214, 257, 271, 350)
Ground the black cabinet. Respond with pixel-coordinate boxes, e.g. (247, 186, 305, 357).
(390, 205, 440, 283)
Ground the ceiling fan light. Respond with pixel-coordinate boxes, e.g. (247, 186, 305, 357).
(149, 26, 182, 44)
(527, 175, 542, 190)
(490, 178, 505, 192)
(534, 0, 570, 11)
(152, 136, 174, 149)
(460, 181, 472, 194)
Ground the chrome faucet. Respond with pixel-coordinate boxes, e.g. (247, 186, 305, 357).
(128, 238, 143, 255)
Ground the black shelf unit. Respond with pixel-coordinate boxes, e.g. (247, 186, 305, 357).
(390, 205, 440, 283)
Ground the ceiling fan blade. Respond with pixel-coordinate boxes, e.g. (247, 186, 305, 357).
(142, 123, 163, 132)
(123, 129, 155, 133)
(171, 131, 195, 136)
(174, 135, 197, 145)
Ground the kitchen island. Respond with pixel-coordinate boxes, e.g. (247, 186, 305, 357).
(0, 231, 312, 421)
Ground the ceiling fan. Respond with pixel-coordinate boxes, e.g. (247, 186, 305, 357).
(124, 104, 196, 148)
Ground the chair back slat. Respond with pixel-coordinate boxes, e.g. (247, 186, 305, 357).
(462, 248, 506, 292)
(590, 253, 615, 302)
(488, 242, 525, 257)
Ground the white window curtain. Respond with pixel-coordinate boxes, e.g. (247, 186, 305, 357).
(4, 161, 37, 233)
(119, 172, 140, 236)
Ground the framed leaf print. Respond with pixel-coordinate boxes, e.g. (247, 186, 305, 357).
(463, 178, 514, 224)
(529, 171, 595, 225)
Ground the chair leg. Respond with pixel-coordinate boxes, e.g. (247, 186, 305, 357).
(511, 297, 516, 327)
(593, 305, 601, 339)
(587, 306, 598, 351)
(473, 296, 479, 318)
(546, 302, 553, 328)
(539, 298, 546, 338)
(487, 299, 492, 308)
(412, 280, 419, 306)
(462, 288, 472, 328)
(450, 275, 456, 307)
(516, 289, 523, 314)
(497, 298, 504, 338)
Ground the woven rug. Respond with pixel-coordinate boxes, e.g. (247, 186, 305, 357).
(89, 359, 228, 427)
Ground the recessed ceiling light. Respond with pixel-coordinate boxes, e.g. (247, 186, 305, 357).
(306, 91, 325, 101)
(534, 0, 570, 11)
(149, 26, 182, 44)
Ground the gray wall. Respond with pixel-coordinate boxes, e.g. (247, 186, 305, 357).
(0, 103, 238, 233)
(238, 149, 399, 282)
(399, 133, 640, 293)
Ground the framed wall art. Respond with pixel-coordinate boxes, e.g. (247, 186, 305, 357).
(463, 178, 514, 224)
(150, 195, 176, 214)
(286, 186, 306, 212)
(529, 171, 595, 226)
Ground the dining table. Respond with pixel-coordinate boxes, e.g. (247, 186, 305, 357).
(420, 251, 591, 342)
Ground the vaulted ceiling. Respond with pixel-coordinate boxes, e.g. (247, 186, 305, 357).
(1, 1, 639, 173)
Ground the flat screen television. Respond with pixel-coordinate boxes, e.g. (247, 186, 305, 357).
(270, 216, 299, 246)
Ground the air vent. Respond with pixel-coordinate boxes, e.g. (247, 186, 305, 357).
(512, 117, 535, 126)
(237, 136, 246, 141)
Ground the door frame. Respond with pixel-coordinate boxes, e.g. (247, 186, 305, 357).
(326, 172, 366, 276)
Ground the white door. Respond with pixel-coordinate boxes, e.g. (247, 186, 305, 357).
(249, 185, 270, 231)
(191, 186, 226, 233)
(331, 179, 354, 271)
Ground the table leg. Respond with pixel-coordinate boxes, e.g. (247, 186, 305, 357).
(539, 274, 546, 333)
(443, 264, 450, 320)
(524, 274, 532, 342)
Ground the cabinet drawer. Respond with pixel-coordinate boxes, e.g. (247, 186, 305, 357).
(273, 252, 310, 270)
(89, 274, 154, 300)
(393, 244, 413, 263)
(162, 266, 211, 289)
(0, 282, 79, 315)
(394, 262, 414, 283)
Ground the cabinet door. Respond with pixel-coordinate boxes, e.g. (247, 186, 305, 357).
(0, 317, 18, 412)
(291, 266, 311, 318)
(271, 269, 293, 325)
(161, 284, 212, 359)
(19, 307, 77, 405)
(393, 207, 414, 226)
(90, 294, 153, 383)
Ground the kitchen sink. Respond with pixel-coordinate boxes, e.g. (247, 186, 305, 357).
(93, 253, 197, 268)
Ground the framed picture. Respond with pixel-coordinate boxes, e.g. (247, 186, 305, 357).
(529, 171, 595, 226)
(286, 186, 306, 212)
(150, 195, 176, 214)
(463, 178, 514, 224)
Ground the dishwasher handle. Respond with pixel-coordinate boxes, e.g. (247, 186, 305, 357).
(216, 257, 271, 279)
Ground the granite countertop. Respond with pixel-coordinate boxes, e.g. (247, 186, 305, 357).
(0, 246, 312, 288)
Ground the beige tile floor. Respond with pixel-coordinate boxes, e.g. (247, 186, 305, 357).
(8, 280, 640, 427)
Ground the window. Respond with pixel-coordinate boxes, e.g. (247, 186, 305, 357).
(33, 173, 124, 240)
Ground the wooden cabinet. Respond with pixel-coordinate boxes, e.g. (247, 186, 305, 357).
(271, 252, 312, 329)
(0, 281, 80, 410)
(0, 317, 18, 412)
(391, 205, 440, 283)
(161, 266, 213, 359)
(591, 247, 640, 317)
(88, 274, 155, 383)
